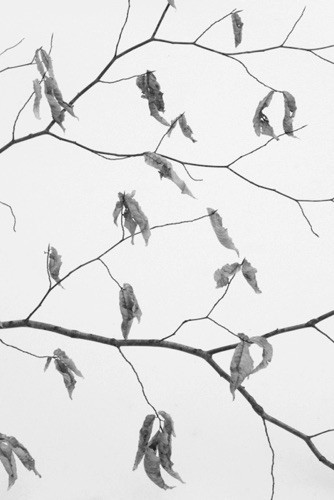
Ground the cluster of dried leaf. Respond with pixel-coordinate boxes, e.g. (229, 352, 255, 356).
(253, 90, 297, 139)
(33, 49, 76, 130)
(0, 434, 41, 489)
(133, 411, 184, 490)
(44, 348, 83, 399)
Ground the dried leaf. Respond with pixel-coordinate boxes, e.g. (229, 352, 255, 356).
(54, 348, 83, 378)
(158, 430, 185, 484)
(158, 411, 176, 438)
(178, 113, 197, 142)
(133, 414, 156, 471)
(207, 208, 239, 256)
(34, 50, 45, 77)
(43, 356, 52, 372)
(250, 336, 273, 374)
(32, 79, 42, 119)
(167, 115, 181, 137)
(283, 91, 297, 136)
(119, 283, 142, 339)
(232, 12, 243, 47)
(6, 437, 41, 478)
(144, 447, 174, 490)
(124, 192, 151, 245)
(230, 337, 254, 399)
(148, 100, 170, 127)
(242, 259, 261, 293)
(144, 152, 195, 198)
(44, 77, 65, 131)
(253, 90, 278, 140)
(48, 246, 63, 286)
(214, 262, 241, 288)
(54, 359, 76, 399)
(0, 440, 17, 489)
(40, 49, 55, 78)
(112, 198, 123, 225)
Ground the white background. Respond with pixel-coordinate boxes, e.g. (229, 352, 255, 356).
(0, 0, 334, 499)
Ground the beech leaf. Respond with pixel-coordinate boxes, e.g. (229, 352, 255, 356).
(44, 77, 65, 131)
(283, 91, 297, 136)
(119, 283, 142, 339)
(113, 192, 151, 245)
(0, 440, 17, 489)
(253, 90, 278, 140)
(144, 447, 174, 490)
(144, 152, 195, 198)
(53, 349, 83, 399)
(133, 414, 156, 471)
(32, 79, 42, 119)
(54, 348, 83, 378)
(230, 335, 254, 399)
(6, 436, 41, 478)
(137, 70, 169, 126)
(48, 246, 64, 287)
(158, 430, 185, 484)
(207, 208, 239, 256)
(242, 259, 261, 293)
(213, 262, 241, 288)
(250, 336, 273, 374)
(178, 113, 197, 142)
(149, 101, 170, 127)
(232, 12, 243, 47)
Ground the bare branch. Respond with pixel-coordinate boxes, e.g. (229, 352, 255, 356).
(98, 258, 122, 289)
(194, 9, 239, 44)
(0, 338, 51, 360)
(281, 7, 307, 46)
(0, 38, 24, 57)
(151, 4, 170, 39)
(114, 0, 131, 56)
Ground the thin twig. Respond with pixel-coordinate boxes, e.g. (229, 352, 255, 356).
(262, 418, 275, 500)
(194, 10, 238, 44)
(309, 429, 334, 439)
(118, 347, 161, 422)
(281, 7, 306, 46)
(0, 38, 25, 57)
(151, 4, 170, 39)
(98, 258, 122, 288)
(0, 338, 51, 359)
(0, 200, 17, 231)
(114, 0, 131, 56)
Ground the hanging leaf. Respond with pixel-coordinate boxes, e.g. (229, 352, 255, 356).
(32, 79, 42, 119)
(249, 336, 273, 374)
(54, 348, 83, 378)
(283, 91, 297, 136)
(137, 70, 168, 126)
(232, 12, 243, 47)
(242, 259, 261, 293)
(167, 115, 181, 137)
(207, 208, 239, 256)
(158, 430, 185, 484)
(48, 246, 64, 287)
(0, 440, 17, 489)
(44, 77, 65, 131)
(133, 414, 156, 471)
(253, 90, 278, 140)
(178, 113, 197, 142)
(43, 356, 52, 372)
(144, 446, 174, 490)
(6, 436, 41, 478)
(119, 283, 142, 339)
(34, 50, 45, 77)
(148, 101, 170, 126)
(230, 335, 254, 399)
(40, 48, 55, 78)
(144, 152, 195, 198)
(158, 411, 176, 438)
(113, 192, 151, 245)
(214, 262, 241, 288)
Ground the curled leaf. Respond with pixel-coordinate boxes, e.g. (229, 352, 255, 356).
(207, 208, 239, 256)
(32, 79, 42, 119)
(232, 12, 243, 47)
(119, 283, 142, 339)
(283, 91, 297, 136)
(242, 259, 261, 293)
(48, 246, 63, 287)
(137, 70, 168, 126)
(40, 48, 55, 78)
(144, 152, 195, 198)
(0, 440, 17, 489)
(178, 113, 197, 142)
(34, 50, 45, 77)
(44, 77, 65, 131)
(54, 348, 83, 378)
(249, 336, 273, 374)
(144, 447, 174, 490)
(158, 430, 185, 484)
(253, 90, 278, 140)
(148, 100, 170, 126)
(133, 414, 156, 471)
(53, 349, 82, 399)
(230, 336, 254, 399)
(6, 437, 41, 478)
(113, 191, 151, 245)
(214, 262, 241, 288)
(159, 411, 176, 438)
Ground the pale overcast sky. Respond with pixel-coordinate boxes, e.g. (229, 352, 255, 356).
(0, 1, 334, 499)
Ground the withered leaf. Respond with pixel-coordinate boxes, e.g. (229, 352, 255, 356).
(48, 246, 64, 287)
(119, 283, 142, 339)
(6, 437, 41, 478)
(144, 152, 195, 198)
(144, 447, 174, 490)
(53, 349, 83, 399)
(133, 414, 156, 471)
(207, 208, 239, 256)
(0, 440, 17, 489)
(242, 259, 261, 293)
(232, 12, 243, 47)
(44, 77, 65, 131)
(158, 430, 185, 484)
(148, 100, 170, 126)
(178, 113, 197, 142)
(283, 91, 297, 136)
(113, 191, 151, 245)
(54, 348, 83, 378)
(230, 335, 254, 399)
(214, 262, 241, 288)
(137, 70, 169, 126)
(253, 90, 278, 140)
(250, 336, 273, 374)
(32, 79, 42, 119)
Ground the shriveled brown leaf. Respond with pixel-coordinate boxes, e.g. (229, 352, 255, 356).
(119, 283, 142, 339)
(158, 430, 185, 484)
(230, 335, 254, 399)
(253, 90, 278, 140)
(250, 336, 273, 374)
(54, 348, 83, 378)
(133, 414, 156, 471)
(232, 12, 243, 47)
(214, 262, 241, 288)
(48, 246, 64, 286)
(207, 208, 239, 256)
(242, 259, 261, 293)
(178, 113, 197, 142)
(0, 440, 17, 489)
(283, 90, 297, 136)
(44, 77, 65, 131)
(32, 79, 42, 119)
(144, 447, 174, 490)
(148, 100, 170, 127)
(6, 436, 41, 478)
